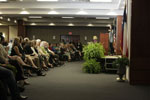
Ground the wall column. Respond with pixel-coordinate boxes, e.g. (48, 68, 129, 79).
(129, 0, 150, 85)
(17, 20, 26, 38)
(116, 16, 122, 55)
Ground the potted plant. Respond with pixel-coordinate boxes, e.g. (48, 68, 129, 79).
(82, 42, 105, 74)
(83, 42, 105, 60)
(112, 57, 129, 82)
(83, 59, 101, 74)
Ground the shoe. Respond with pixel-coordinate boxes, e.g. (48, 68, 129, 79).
(17, 95, 28, 100)
(22, 76, 28, 80)
(37, 70, 46, 76)
(37, 72, 46, 76)
(18, 86, 25, 92)
(24, 81, 30, 85)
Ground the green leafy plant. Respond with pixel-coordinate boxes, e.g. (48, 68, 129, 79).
(112, 57, 129, 69)
(83, 59, 101, 74)
(112, 57, 129, 80)
(83, 42, 105, 61)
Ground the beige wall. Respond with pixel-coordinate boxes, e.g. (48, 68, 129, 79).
(0, 25, 18, 41)
(26, 26, 109, 44)
(9, 25, 18, 40)
(0, 26, 9, 41)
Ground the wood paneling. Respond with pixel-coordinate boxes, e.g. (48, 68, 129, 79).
(130, 0, 150, 85)
(116, 16, 122, 55)
(100, 33, 109, 55)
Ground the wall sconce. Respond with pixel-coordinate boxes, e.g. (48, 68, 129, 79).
(33, 35, 35, 40)
(53, 35, 56, 40)
(84, 36, 87, 41)
(3, 33, 5, 37)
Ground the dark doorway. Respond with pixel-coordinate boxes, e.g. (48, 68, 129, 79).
(60, 35, 80, 43)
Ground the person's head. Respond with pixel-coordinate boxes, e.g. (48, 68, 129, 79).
(13, 38, 20, 46)
(36, 39, 41, 46)
(0, 32, 5, 44)
(24, 37, 30, 42)
(31, 40, 36, 47)
(19, 36, 24, 43)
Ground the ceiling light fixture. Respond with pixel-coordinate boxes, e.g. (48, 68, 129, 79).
(19, 0, 23, 1)
(90, 0, 112, 2)
(49, 23, 55, 26)
(14, 20, 17, 23)
(0, 12, 2, 14)
(87, 23, 93, 26)
(0, 0, 7, 2)
(37, 0, 58, 2)
(7, 18, 11, 21)
(76, 11, 87, 15)
(107, 11, 118, 15)
(62, 17, 74, 19)
(29, 16, 42, 18)
(96, 17, 110, 19)
(20, 11, 29, 14)
(0, 16, 3, 19)
(68, 23, 74, 26)
(0, 23, 3, 25)
(30, 23, 36, 25)
(48, 11, 59, 14)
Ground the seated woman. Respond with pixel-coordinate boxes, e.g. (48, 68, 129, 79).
(70, 43, 82, 61)
(11, 37, 46, 76)
(45, 42, 63, 66)
(31, 40, 48, 70)
(11, 38, 38, 69)
(23, 40, 41, 69)
(40, 41, 56, 67)
(0, 66, 28, 100)
(0, 35, 30, 84)
(59, 43, 71, 61)
(36, 39, 53, 68)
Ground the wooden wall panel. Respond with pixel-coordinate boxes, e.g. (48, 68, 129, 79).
(100, 33, 109, 55)
(129, 0, 150, 85)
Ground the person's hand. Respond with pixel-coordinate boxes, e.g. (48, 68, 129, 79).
(5, 60, 9, 64)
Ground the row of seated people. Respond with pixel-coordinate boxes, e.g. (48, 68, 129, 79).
(0, 33, 83, 100)
(49, 42, 83, 62)
(0, 33, 29, 100)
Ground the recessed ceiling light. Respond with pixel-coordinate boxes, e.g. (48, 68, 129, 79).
(30, 23, 36, 25)
(20, 11, 29, 14)
(107, 12, 118, 15)
(14, 20, 17, 23)
(62, 17, 74, 19)
(0, 16, 3, 19)
(7, 18, 11, 21)
(96, 17, 110, 19)
(90, 0, 112, 2)
(23, 18, 28, 21)
(0, 23, 3, 25)
(48, 11, 59, 14)
(0, 0, 7, 2)
(76, 11, 87, 15)
(20, 0, 23, 1)
(49, 23, 55, 26)
(0, 12, 2, 14)
(37, 0, 58, 2)
(87, 24, 93, 26)
(29, 16, 42, 18)
(68, 23, 74, 26)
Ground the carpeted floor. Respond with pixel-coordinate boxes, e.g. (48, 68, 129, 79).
(23, 61, 150, 100)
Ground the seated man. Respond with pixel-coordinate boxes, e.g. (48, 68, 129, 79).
(0, 66, 28, 100)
